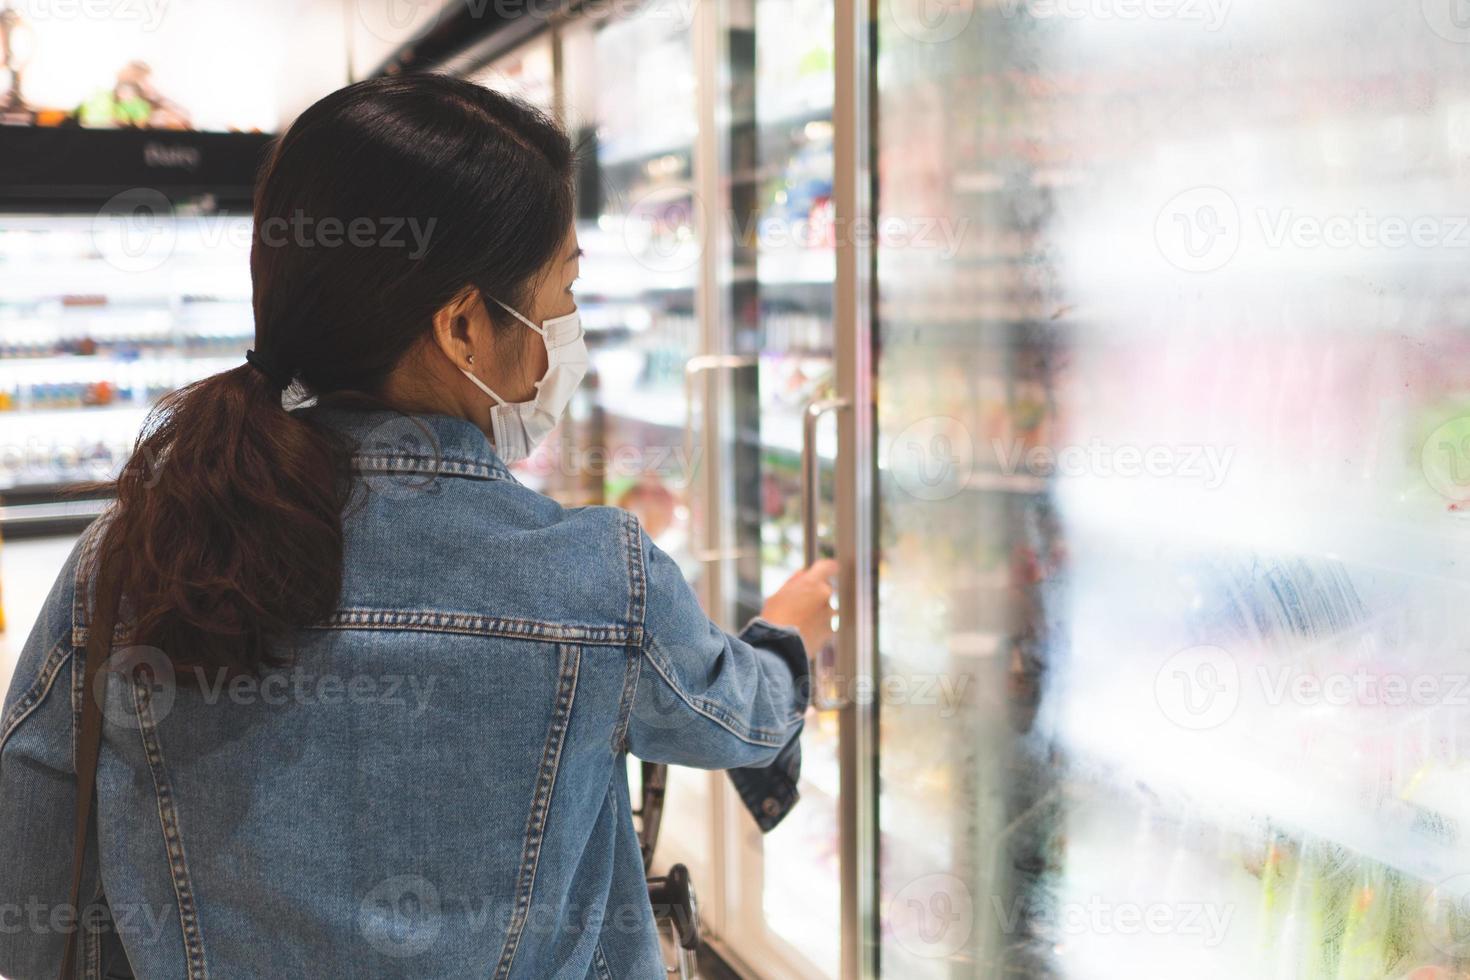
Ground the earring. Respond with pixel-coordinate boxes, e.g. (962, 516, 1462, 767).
(468, 354, 475, 365)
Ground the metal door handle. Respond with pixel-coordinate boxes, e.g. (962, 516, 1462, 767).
(802, 396, 850, 710)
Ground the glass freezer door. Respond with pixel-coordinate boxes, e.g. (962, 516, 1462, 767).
(875, 0, 1470, 977)
(714, 0, 848, 975)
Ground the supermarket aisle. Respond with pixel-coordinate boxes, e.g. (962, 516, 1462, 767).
(0, 535, 80, 696)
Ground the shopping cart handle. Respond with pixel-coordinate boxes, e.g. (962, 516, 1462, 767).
(647, 864, 701, 951)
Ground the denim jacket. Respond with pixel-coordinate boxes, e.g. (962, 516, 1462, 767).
(0, 407, 809, 979)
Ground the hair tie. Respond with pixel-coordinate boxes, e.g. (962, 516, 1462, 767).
(245, 349, 292, 391)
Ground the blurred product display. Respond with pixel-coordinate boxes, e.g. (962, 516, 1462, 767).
(0, 214, 254, 531)
(873, 3, 1470, 979)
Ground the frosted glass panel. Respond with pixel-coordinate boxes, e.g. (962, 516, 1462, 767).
(876, 1, 1470, 976)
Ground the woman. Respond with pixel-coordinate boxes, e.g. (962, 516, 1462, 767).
(0, 74, 834, 979)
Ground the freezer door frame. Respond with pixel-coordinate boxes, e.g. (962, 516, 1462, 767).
(832, 0, 879, 976)
(706, 0, 880, 975)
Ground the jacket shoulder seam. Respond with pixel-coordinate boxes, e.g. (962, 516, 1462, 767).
(71, 516, 109, 634)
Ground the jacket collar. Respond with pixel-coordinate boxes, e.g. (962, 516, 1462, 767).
(293, 404, 514, 482)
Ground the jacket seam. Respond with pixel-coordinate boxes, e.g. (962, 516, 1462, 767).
(133, 678, 209, 980)
(350, 454, 511, 482)
(612, 650, 640, 755)
(592, 941, 613, 980)
(623, 511, 646, 633)
(306, 609, 639, 647)
(82, 880, 107, 980)
(71, 519, 104, 634)
(84, 912, 99, 980)
(493, 643, 581, 980)
(618, 512, 646, 755)
(72, 645, 83, 775)
(0, 636, 71, 759)
(639, 640, 790, 746)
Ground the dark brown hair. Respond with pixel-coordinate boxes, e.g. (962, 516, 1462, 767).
(95, 73, 575, 671)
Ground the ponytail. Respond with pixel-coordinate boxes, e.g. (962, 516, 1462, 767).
(96, 364, 350, 671)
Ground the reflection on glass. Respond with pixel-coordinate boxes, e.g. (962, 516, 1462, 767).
(878, 0, 1470, 977)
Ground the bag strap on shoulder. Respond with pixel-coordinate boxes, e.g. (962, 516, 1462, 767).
(59, 555, 120, 980)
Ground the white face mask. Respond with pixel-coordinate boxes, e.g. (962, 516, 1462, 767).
(459, 297, 589, 464)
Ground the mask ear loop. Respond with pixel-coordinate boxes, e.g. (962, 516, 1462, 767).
(457, 296, 542, 405)
(459, 365, 511, 406)
(491, 296, 548, 337)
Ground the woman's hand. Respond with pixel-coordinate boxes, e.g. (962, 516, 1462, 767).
(759, 559, 840, 658)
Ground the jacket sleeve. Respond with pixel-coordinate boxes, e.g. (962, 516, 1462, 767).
(623, 525, 810, 831)
(0, 530, 92, 979)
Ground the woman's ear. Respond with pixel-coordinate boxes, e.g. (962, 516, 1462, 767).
(430, 286, 485, 369)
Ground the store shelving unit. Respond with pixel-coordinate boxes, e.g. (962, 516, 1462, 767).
(0, 212, 254, 536)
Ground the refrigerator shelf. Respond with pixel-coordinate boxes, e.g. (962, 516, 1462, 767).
(0, 496, 111, 539)
(0, 354, 245, 377)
